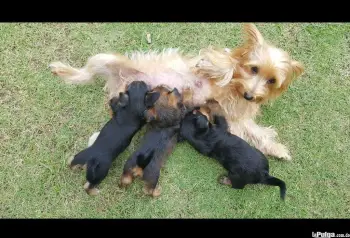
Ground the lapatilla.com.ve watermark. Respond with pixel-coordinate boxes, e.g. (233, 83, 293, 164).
(312, 232, 350, 238)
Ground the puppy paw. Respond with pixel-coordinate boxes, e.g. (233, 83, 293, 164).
(119, 174, 133, 188)
(143, 185, 162, 197)
(84, 182, 100, 196)
(152, 186, 162, 197)
(67, 156, 87, 170)
(219, 176, 232, 186)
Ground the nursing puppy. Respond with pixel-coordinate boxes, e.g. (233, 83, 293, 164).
(68, 81, 159, 195)
(119, 86, 184, 197)
(179, 102, 287, 200)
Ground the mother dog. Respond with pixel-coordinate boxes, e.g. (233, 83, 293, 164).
(49, 23, 304, 160)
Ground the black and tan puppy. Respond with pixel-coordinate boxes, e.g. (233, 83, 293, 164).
(179, 102, 287, 200)
(67, 81, 160, 195)
(119, 85, 185, 197)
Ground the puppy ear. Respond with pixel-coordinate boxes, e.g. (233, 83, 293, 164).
(145, 91, 160, 107)
(243, 23, 264, 46)
(291, 60, 305, 79)
(195, 116, 209, 131)
(171, 88, 180, 96)
(109, 96, 119, 107)
(118, 92, 129, 107)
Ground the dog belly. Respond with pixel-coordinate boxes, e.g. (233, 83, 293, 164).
(126, 49, 212, 105)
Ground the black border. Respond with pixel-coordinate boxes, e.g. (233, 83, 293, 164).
(2, 1, 350, 22)
(3, 219, 350, 237)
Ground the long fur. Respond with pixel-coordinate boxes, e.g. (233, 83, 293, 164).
(50, 23, 304, 161)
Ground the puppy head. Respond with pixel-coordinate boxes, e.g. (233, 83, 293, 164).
(230, 23, 305, 103)
(180, 108, 210, 139)
(193, 110, 210, 131)
(119, 80, 154, 117)
(144, 85, 184, 128)
(109, 92, 130, 116)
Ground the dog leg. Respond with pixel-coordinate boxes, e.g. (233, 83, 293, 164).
(49, 53, 130, 85)
(142, 165, 162, 197)
(229, 119, 292, 161)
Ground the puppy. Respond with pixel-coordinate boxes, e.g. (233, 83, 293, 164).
(179, 104, 287, 200)
(68, 81, 159, 195)
(119, 86, 184, 197)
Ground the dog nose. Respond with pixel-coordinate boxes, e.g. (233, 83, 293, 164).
(243, 92, 254, 101)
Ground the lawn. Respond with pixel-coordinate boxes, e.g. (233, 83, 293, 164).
(0, 23, 349, 218)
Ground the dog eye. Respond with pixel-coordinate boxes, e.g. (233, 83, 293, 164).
(267, 78, 276, 84)
(251, 66, 259, 74)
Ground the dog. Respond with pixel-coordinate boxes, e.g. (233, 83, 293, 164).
(67, 81, 159, 195)
(178, 102, 287, 200)
(119, 86, 184, 197)
(50, 23, 304, 161)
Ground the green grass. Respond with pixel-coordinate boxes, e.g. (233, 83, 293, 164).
(1, 23, 349, 218)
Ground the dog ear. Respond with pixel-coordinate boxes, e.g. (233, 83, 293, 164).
(109, 96, 120, 113)
(195, 116, 209, 131)
(170, 88, 180, 97)
(243, 23, 264, 46)
(291, 60, 305, 79)
(118, 92, 129, 107)
(145, 91, 160, 107)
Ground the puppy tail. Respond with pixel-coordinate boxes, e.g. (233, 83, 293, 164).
(49, 53, 124, 85)
(263, 175, 287, 201)
(136, 150, 154, 169)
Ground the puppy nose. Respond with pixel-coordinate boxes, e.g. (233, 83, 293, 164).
(243, 92, 254, 101)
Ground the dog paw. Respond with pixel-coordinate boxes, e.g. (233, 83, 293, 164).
(68, 156, 87, 170)
(49, 62, 69, 76)
(143, 185, 162, 197)
(119, 174, 133, 188)
(219, 176, 232, 185)
(152, 186, 162, 197)
(263, 143, 292, 161)
(84, 182, 100, 196)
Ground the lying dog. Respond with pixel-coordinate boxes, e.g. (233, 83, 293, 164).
(67, 81, 159, 195)
(179, 102, 287, 200)
(50, 23, 305, 161)
(119, 86, 185, 197)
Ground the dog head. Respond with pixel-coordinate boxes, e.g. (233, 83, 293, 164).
(179, 107, 211, 141)
(109, 81, 158, 120)
(144, 85, 185, 128)
(198, 23, 304, 104)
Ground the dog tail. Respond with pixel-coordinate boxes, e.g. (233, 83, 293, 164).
(49, 53, 127, 85)
(136, 150, 154, 169)
(262, 175, 287, 201)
